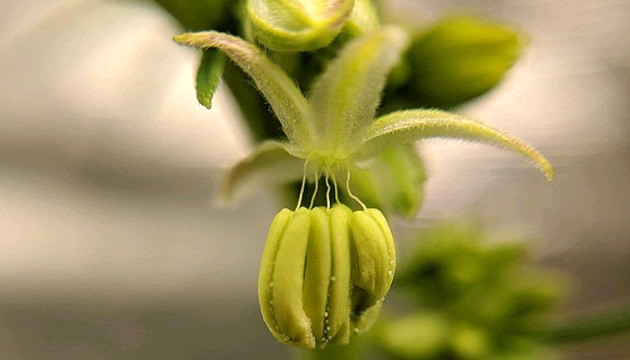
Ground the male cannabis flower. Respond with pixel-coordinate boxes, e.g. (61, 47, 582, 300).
(175, 24, 552, 348)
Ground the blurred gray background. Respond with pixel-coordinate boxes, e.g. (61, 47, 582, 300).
(1, 0, 629, 359)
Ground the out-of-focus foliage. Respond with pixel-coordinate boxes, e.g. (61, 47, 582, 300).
(195, 49, 225, 109)
(377, 222, 565, 360)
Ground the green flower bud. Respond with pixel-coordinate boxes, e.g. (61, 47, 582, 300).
(247, 0, 355, 52)
(407, 16, 523, 108)
(258, 204, 396, 348)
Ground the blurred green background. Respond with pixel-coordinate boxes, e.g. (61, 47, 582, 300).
(1, 0, 629, 359)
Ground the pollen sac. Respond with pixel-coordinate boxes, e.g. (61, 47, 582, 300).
(349, 207, 396, 330)
(258, 205, 396, 348)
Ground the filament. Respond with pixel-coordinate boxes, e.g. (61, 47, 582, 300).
(331, 172, 340, 204)
(295, 160, 309, 211)
(346, 168, 367, 210)
(309, 170, 319, 209)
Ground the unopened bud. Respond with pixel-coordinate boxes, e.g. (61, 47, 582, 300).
(247, 0, 355, 51)
(407, 16, 523, 108)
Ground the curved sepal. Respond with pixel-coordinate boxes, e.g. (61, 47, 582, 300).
(307, 26, 410, 154)
(361, 109, 554, 181)
(174, 31, 312, 146)
(219, 141, 305, 203)
(247, 0, 355, 51)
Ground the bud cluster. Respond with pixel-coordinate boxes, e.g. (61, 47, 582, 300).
(258, 204, 395, 348)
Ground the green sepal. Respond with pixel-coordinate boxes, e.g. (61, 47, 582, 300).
(406, 16, 523, 108)
(195, 49, 225, 109)
(361, 109, 554, 181)
(308, 26, 409, 156)
(219, 141, 305, 203)
(350, 145, 426, 219)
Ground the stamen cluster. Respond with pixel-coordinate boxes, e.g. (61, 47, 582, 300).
(259, 202, 395, 348)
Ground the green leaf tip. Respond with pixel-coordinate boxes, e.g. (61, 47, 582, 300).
(362, 109, 554, 181)
(195, 49, 225, 109)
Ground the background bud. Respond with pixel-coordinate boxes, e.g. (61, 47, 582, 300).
(406, 16, 523, 108)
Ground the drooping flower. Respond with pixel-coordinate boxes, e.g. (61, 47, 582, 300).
(174, 25, 553, 348)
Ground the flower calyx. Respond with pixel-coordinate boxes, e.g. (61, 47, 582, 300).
(174, 25, 553, 204)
